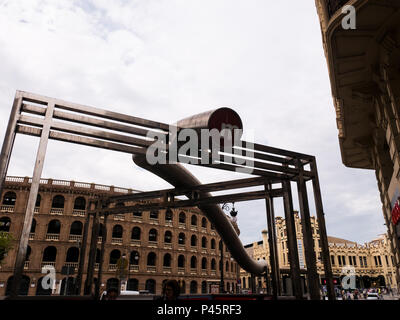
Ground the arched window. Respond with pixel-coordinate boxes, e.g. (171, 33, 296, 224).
(211, 238, 216, 249)
(66, 247, 79, 262)
(201, 257, 207, 270)
(149, 229, 157, 242)
(95, 249, 101, 263)
(133, 210, 142, 217)
(150, 210, 158, 220)
(2, 191, 16, 206)
(191, 215, 197, 226)
(211, 259, 216, 270)
(73, 197, 86, 210)
(226, 261, 229, 272)
(178, 255, 185, 268)
(69, 221, 83, 235)
(35, 194, 41, 208)
(179, 212, 186, 224)
(98, 224, 104, 238)
(164, 230, 172, 243)
(25, 246, 32, 261)
(0, 217, 11, 232)
(6, 275, 30, 296)
(201, 217, 207, 228)
(165, 209, 173, 221)
(30, 219, 36, 233)
(147, 252, 156, 266)
(130, 251, 140, 265)
(180, 280, 186, 294)
(178, 233, 185, 245)
(47, 220, 61, 234)
(42, 246, 57, 262)
(131, 227, 141, 240)
(145, 279, 156, 294)
(106, 278, 119, 291)
(190, 256, 197, 269)
(163, 253, 171, 267)
(51, 195, 65, 208)
(191, 235, 197, 247)
(112, 225, 123, 238)
(127, 278, 139, 291)
(109, 249, 121, 264)
(201, 237, 207, 248)
(190, 281, 197, 294)
(201, 281, 207, 294)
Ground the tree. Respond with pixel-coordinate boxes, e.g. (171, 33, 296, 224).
(0, 231, 14, 264)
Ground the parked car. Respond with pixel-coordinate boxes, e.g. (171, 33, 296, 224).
(366, 292, 381, 300)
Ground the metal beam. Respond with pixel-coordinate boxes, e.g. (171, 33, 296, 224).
(282, 179, 303, 300)
(10, 100, 55, 297)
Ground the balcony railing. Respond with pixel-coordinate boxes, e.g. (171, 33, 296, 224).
(129, 265, 139, 272)
(111, 238, 123, 244)
(24, 261, 30, 269)
(0, 205, 14, 213)
(41, 262, 56, 268)
(113, 214, 125, 221)
(46, 233, 60, 241)
(72, 210, 86, 217)
(178, 267, 185, 274)
(109, 264, 117, 271)
(50, 208, 63, 215)
(69, 234, 82, 242)
(147, 266, 156, 272)
(130, 239, 141, 246)
(327, 0, 349, 18)
(64, 262, 79, 269)
(29, 233, 35, 240)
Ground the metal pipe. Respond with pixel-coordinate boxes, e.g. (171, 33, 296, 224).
(132, 154, 267, 275)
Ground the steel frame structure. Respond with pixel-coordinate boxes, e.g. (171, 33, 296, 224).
(0, 90, 335, 300)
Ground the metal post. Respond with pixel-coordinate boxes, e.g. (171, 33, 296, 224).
(75, 200, 92, 295)
(282, 179, 303, 300)
(295, 160, 321, 300)
(84, 209, 100, 295)
(0, 92, 22, 194)
(10, 100, 55, 298)
(265, 184, 281, 299)
(310, 158, 335, 301)
(95, 213, 108, 300)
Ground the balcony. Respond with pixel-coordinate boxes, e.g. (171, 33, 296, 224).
(163, 243, 172, 250)
(46, 233, 60, 241)
(64, 262, 79, 269)
(0, 205, 14, 213)
(111, 238, 123, 245)
(113, 214, 125, 221)
(72, 210, 86, 217)
(147, 266, 156, 272)
(163, 267, 172, 273)
(178, 223, 186, 229)
(178, 267, 185, 274)
(68, 234, 82, 242)
(148, 241, 158, 248)
(109, 264, 117, 271)
(50, 208, 63, 215)
(41, 262, 56, 269)
(130, 239, 141, 246)
(327, 0, 350, 18)
(129, 265, 139, 272)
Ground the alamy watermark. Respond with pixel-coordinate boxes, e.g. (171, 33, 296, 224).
(145, 125, 255, 174)
(341, 265, 356, 290)
(342, 5, 356, 30)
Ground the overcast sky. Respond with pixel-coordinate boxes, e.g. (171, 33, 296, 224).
(0, 0, 386, 246)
